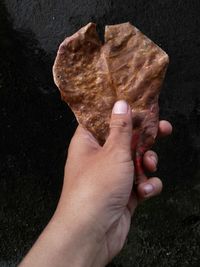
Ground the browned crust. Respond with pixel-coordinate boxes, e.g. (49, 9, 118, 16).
(53, 22, 169, 147)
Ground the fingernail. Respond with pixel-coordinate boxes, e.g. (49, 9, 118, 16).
(112, 100, 128, 114)
(143, 184, 154, 195)
(150, 155, 157, 164)
(150, 156, 157, 171)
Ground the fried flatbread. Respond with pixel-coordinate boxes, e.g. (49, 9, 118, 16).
(53, 22, 169, 181)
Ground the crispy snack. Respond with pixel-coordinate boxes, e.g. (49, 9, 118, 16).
(53, 22, 169, 182)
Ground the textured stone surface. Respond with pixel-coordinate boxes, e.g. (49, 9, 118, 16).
(53, 22, 168, 180)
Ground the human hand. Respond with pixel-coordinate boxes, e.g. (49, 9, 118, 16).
(53, 100, 172, 266)
(20, 100, 172, 267)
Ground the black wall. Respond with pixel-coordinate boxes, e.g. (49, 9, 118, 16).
(0, 0, 200, 266)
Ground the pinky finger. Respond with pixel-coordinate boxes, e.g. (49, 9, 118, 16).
(137, 177, 163, 200)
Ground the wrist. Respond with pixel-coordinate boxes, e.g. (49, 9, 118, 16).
(50, 206, 104, 267)
(20, 208, 104, 267)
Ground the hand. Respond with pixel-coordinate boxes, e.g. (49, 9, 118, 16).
(54, 101, 172, 266)
(136, 119, 172, 201)
(20, 100, 172, 267)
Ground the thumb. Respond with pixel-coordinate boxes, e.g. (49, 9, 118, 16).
(105, 100, 133, 150)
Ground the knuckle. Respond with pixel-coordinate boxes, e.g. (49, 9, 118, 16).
(152, 178, 163, 194)
(104, 144, 131, 163)
(146, 150, 158, 161)
(152, 152, 158, 162)
(110, 118, 129, 132)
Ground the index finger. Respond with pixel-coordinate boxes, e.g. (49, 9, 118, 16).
(157, 120, 173, 138)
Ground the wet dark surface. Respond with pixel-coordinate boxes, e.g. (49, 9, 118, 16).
(0, 0, 200, 266)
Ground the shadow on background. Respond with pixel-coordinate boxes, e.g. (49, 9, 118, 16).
(0, 1, 77, 264)
(0, 0, 200, 266)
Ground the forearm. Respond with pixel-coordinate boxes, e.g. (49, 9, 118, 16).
(19, 213, 102, 267)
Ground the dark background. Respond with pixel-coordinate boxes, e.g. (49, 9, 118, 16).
(0, 0, 200, 266)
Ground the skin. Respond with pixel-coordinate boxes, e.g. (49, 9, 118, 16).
(19, 101, 172, 267)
